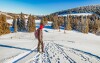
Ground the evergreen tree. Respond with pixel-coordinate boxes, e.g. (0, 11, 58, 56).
(74, 16, 78, 30)
(0, 14, 10, 35)
(81, 16, 84, 33)
(91, 15, 97, 34)
(20, 12, 26, 31)
(97, 18, 100, 31)
(94, 17, 99, 33)
(13, 16, 17, 32)
(52, 15, 59, 29)
(84, 16, 89, 33)
(43, 16, 48, 25)
(40, 17, 45, 26)
(27, 15, 36, 32)
(0, 15, 3, 35)
(17, 17, 21, 31)
(64, 16, 67, 33)
(96, 17, 100, 35)
(66, 16, 72, 30)
(58, 16, 64, 32)
(58, 17, 61, 32)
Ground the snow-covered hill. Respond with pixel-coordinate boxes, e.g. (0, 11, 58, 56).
(0, 11, 30, 20)
(59, 13, 93, 16)
(0, 11, 12, 19)
(0, 20, 100, 63)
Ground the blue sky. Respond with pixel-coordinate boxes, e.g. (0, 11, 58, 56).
(0, 0, 100, 15)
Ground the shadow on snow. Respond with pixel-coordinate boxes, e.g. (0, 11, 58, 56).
(0, 44, 35, 51)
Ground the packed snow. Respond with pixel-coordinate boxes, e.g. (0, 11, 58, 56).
(0, 20, 100, 63)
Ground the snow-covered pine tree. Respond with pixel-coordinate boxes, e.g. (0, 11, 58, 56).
(89, 15, 93, 33)
(47, 15, 52, 21)
(97, 18, 100, 31)
(20, 12, 26, 31)
(70, 16, 74, 30)
(40, 17, 45, 26)
(94, 16, 99, 33)
(52, 15, 59, 29)
(84, 16, 89, 34)
(0, 14, 10, 35)
(27, 15, 36, 32)
(58, 16, 64, 32)
(64, 16, 67, 33)
(91, 15, 97, 34)
(66, 15, 72, 30)
(96, 17, 100, 35)
(81, 16, 84, 33)
(13, 16, 17, 32)
(0, 15, 3, 35)
(58, 17, 61, 32)
(27, 15, 30, 32)
(17, 17, 21, 31)
(31, 15, 36, 31)
(74, 16, 78, 30)
(76, 16, 80, 31)
(43, 16, 48, 25)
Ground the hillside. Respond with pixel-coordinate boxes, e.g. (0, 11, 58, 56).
(0, 11, 12, 19)
(51, 5, 100, 15)
(0, 11, 29, 19)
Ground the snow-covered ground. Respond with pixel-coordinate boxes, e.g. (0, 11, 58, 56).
(59, 13, 93, 16)
(0, 20, 100, 63)
(7, 19, 13, 24)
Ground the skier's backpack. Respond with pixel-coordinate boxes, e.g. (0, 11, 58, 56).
(34, 29, 39, 39)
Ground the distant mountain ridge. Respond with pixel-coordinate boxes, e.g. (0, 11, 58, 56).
(51, 4, 100, 15)
(1, 4, 100, 19)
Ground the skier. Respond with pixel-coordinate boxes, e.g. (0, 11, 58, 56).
(37, 23, 44, 53)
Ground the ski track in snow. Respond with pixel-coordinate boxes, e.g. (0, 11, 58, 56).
(1, 41, 100, 63)
(24, 41, 100, 63)
(0, 39, 100, 63)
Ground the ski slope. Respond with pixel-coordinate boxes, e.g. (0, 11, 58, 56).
(0, 20, 100, 63)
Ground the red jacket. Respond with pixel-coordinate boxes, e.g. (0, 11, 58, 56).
(39, 25, 44, 30)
